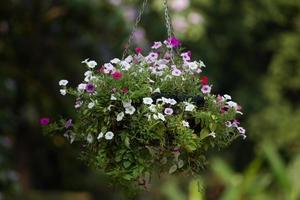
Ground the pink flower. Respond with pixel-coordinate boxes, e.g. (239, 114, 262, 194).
(172, 68, 182, 76)
(201, 85, 212, 94)
(135, 47, 142, 54)
(40, 117, 50, 126)
(112, 71, 123, 80)
(152, 41, 162, 49)
(164, 108, 174, 115)
(122, 87, 129, 94)
(167, 36, 181, 48)
(237, 127, 246, 134)
(181, 52, 191, 61)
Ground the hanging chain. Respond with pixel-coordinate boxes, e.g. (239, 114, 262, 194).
(163, 0, 175, 63)
(122, 0, 148, 59)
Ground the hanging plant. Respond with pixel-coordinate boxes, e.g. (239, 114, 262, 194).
(41, 0, 246, 190)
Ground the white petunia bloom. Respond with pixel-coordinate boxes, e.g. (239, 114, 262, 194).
(187, 61, 198, 70)
(110, 95, 117, 101)
(59, 80, 68, 86)
(157, 113, 165, 121)
(184, 102, 196, 112)
(223, 94, 232, 100)
(97, 132, 104, 140)
(87, 134, 94, 143)
(77, 83, 87, 92)
(120, 61, 131, 71)
(125, 55, 133, 63)
(227, 101, 238, 109)
(104, 63, 114, 71)
(105, 131, 114, 140)
(87, 60, 97, 68)
(152, 88, 161, 93)
(88, 102, 95, 109)
(60, 89, 67, 96)
(209, 132, 216, 138)
(199, 60, 206, 68)
(122, 100, 132, 108)
(149, 104, 157, 112)
(182, 120, 190, 127)
(143, 97, 153, 105)
(111, 58, 121, 64)
(237, 127, 246, 134)
(116, 112, 125, 121)
(125, 106, 136, 115)
(169, 99, 177, 105)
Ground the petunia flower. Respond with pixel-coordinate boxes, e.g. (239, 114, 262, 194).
(88, 102, 95, 109)
(110, 58, 121, 64)
(112, 71, 123, 80)
(86, 134, 94, 143)
(200, 76, 209, 85)
(59, 80, 68, 86)
(135, 47, 142, 54)
(181, 52, 191, 61)
(182, 120, 190, 127)
(125, 106, 136, 115)
(167, 36, 181, 48)
(209, 132, 216, 138)
(117, 112, 125, 121)
(105, 131, 114, 140)
(184, 102, 195, 111)
(40, 117, 50, 126)
(122, 100, 132, 108)
(237, 127, 246, 134)
(172, 68, 182, 76)
(60, 89, 67, 96)
(143, 97, 153, 105)
(65, 119, 72, 129)
(87, 60, 97, 68)
(152, 41, 162, 49)
(97, 132, 104, 140)
(85, 83, 95, 93)
(201, 85, 212, 94)
(122, 87, 129, 94)
(164, 108, 174, 115)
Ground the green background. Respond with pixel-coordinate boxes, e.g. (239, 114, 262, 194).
(0, 0, 299, 199)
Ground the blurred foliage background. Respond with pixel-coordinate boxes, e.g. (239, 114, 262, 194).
(0, 0, 299, 199)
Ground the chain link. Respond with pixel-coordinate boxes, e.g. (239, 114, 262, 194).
(122, 0, 148, 59)
(163, 0, 175, 63)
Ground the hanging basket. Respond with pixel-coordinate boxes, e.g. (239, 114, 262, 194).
(41, 0, 246, 189)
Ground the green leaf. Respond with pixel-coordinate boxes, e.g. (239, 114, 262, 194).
(123, 161, 131, 168)
(125, 136, 130, 148)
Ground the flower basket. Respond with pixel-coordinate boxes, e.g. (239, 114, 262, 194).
(41, 0, 246, 191)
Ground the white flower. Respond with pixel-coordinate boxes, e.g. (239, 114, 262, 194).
(110, 95, 117, 101)
(152, 88, 161, 93)
(181, 52, 191, 61)
(88, 102, 95, 109)
(116, 112, 125, 121)
(122, 100, 132, 108)
(97, 132, 104, 140)
(107, 105, 113, 111)
(81, 58, 89, 64)
(104, 63, 114, 71)
(157, 113, 165, 121)
(162, 97, 171, 104)
(75, 100, 83, 108)
(227, 101, 238, 109)
(209, 132, 216, 138)
(172, 68, 182, 76)
(125, 106, 136, 115)
(164, 108, 174, 115)
(147, 78, 155, 83)
(111, 58, 120, 64)
(187, 61, 198, 70)
(237, 127, 246, 134)
(60, 89, 67, 96)
(182, 120, 190, 127)
(225, 121, 232, 127)
(59, 79, 68, 86)
(201, 85, 212, 94)
(143, 97, 153, 105)
(105, 131, 114, 140)
(199, 60, 206, 68)
(149, 104, 157, 112)
(152, 41, 162, 49)
(223, 94, 232, 100)
(120, 61, 131, 70)
(84, 70, 92, 77)
(87, 60, 97, 68)
(78, 83, 87, 91)
(87, 134, 94, 143)
(169, 99, 177, 105)
(125, 55, 133, 63)
(184, 102, 195, 112)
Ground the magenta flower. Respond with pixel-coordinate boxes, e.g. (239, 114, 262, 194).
(40, 117, 50, 126)
(112, 71, 123, 80)
(135, 47, 142, 54)
(168, 36, 181, 48)
(85, 83, 95, 93)
(65, 118, 72, 129)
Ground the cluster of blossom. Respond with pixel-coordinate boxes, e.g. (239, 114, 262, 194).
(40, 37, 246, 144)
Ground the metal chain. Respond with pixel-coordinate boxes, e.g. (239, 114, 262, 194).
(163, 0, 175, 63)
(122, 0, 148, 59)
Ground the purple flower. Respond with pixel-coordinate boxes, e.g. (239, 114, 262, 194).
(65, 118, 72, 129)
(201, 85, 212, 94)
(40, 117, 50, 126)
(237, 127, 246, 134)
(168, 36, 181, 48)
(164, 108, 174, 115)
(172, 68, 182, 76)
(85, 83, 95, 93)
